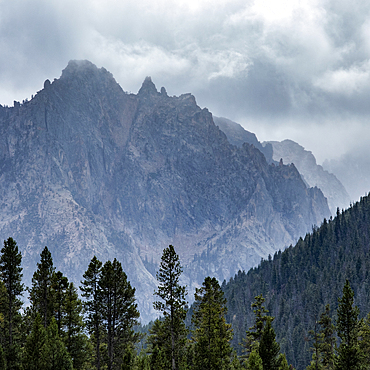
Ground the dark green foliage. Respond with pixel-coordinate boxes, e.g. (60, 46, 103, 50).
(0, 237, 24, 370)
(135, 352, 151, 370)
(278, 353, 290, 370)
(63, 282, 89, 370)
(121, 343, 136, 370)
(152, 245, 188, 370)
(245, 294, 273, 356)
(335, 280, 361, 370)
(22, 314, 47, 370)
(41, 317, 73, 370)
(147, 319, 171, 369)
(80, 255, 103, 370)
(150, 343, 168, 370)
(358, 313, 370, 368)
(318, 305, 335, 369)
(222, 194, 370, 369)
(29, 247, 55, 328)
(0, 344, 5, 370)
(246, 349, 263, 370)
(192, 276, 233, 370)
(259, 318, 280, 370)
(99, 258, 140, 370)
(51, 271, 68, 335)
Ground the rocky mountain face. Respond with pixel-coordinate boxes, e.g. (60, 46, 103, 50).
(0, 60, 330, 321)
(265, 140, 351, 215)
(214, 117, 274, 163)
(213, 117, 350, 216)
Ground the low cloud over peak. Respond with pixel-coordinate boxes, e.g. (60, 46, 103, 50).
(1, 0, 370, 163)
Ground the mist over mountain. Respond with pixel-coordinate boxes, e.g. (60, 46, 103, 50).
(213, 117, 274, 164)
(265, 139, 351, 215)
(323, 148, 370, 204)
(0, 60, 330, 321)
(214, 117, 350, 216)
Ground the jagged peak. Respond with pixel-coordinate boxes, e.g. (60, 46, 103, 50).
(60, 60, 114, 83)
(138, 76, 159, 96)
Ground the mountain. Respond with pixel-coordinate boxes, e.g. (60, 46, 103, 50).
(214, 117, 349, 216)
(213, 117, 274, 163)
(222, 193, 370, 369)
(0, 60, 330, 321)
(265, 139, 351, 215)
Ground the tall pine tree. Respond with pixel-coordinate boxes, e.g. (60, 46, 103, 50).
(335, 280, 361, 370)
(152, 245, 187, 370)
(192, 276, 233, 370)
(99, 258, 140, 370)
(29, 246, 55, 328)
(22, 314, 47, 370)
(0, 237, 24, 370)
(245, 294, 273, 356)
(258, 317, 281, 370)
(64, 282, 89, 370)
(80, 256, 103, 370)
(51, 271, 68, 335)
(318, 304, 335, 370)
(41, 317, 73, 370)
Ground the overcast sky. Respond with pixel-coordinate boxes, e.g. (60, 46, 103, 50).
(1, 0, 370, 163)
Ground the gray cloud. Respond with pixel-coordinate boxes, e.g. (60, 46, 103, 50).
(1, 0, 370, 164)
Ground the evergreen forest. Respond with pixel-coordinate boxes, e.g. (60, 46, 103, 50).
(2, 193, 370, 369)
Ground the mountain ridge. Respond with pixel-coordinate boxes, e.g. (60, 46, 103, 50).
(0, 60, 330, 321)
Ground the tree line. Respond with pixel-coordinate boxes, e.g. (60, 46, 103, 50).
(222, 194, 370, 369)
(0, 238, 369, 370)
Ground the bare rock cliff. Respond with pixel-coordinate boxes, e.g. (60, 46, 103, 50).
(0, 60, 330, 321)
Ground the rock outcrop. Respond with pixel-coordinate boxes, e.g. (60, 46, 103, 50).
(0, 60, 330, 321)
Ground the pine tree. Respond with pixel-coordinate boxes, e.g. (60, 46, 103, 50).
(152, 245, 187, 370)
(22, 314, 47, 370)
(80, 256, 103, 370)
(278, 354, 290, 370)
(259, 317, 281, 370)
(150, 343, 168, 370)
(307, 318, 324, 370)
(318, 305, 335, 370)
(0, 344, 6, 370)
(358, 313, 370, 369)
(0, 237, 24, 370)
(245, 294, 273, 355)
(41, 317, 73, 370)
(246, 349, 263, 370)
(121, 343, 137, 370)
(136, 352, 151, 370)
(192, 276, 233, 370)
(51, 270, 68, 335)
(64, 282, 89, 370)
(335, 280, 361, 370)
(147, 319, 171, 369)
(99, 258, 140, 370)
(29, 246, 55, 328)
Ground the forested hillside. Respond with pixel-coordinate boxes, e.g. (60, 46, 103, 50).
(223, 192, 370, 369)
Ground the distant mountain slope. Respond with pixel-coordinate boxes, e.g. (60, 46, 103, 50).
(223, 193, 370, 370)
(0, 60, 329, 321)
(214, 118, 349, 216)
(266, 139, 351, 215)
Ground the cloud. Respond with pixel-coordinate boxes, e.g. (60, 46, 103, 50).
(314, 60, 370, 95)
(1, 0, 370, 162)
